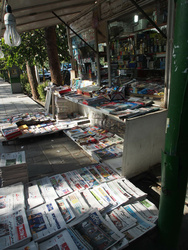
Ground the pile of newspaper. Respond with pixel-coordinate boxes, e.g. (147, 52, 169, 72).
(0, 151, 28, 187)
(0, 162, 159, 249)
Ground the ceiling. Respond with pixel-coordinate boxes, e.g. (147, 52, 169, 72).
(0, 0, 100, 36)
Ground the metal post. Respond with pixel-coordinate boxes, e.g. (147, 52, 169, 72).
(94, 27, 101, 85)
(158, 0, 188, 249)
(106, 21, 112, 87)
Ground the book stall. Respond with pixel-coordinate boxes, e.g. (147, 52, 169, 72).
(0, 160, 159, 249)
(0, 112, 66, 145)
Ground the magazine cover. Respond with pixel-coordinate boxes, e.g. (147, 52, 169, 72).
(0, 182, 25, 215)
(0, 209, 31, 250)
(49, 174, 73, 197)
(25, 182, 45, 210)
(69, 209, 124, 250)
(27, 201, 66, 242)
(39, 229, 79, 250)
(56, 197, 75, 223)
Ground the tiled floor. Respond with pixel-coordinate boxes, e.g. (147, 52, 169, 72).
(0, 79, 188, 249)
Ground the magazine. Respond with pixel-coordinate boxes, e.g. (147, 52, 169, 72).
(92, 144, 123, 161)
(34, 177, 58, 202)
(0, 182, 25, 215)
(103, 157, 123, 176)
(66, 191, 90, 218)
(27, 201, 66, 242)
(69, 209, 124, 250)
(56, 197, 75, 223)
(39, 230, 79, 250)
(0, 209, 31, 250)
(95, 164, 116, 182)
(49, 174, 73, 197)
(25, 182, 45, 210)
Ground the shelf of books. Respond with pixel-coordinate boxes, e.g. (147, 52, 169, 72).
(0, 162, 159, 249)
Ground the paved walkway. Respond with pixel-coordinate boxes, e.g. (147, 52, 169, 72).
(0, 79, 96, 180)
(0, 78, 187, 249)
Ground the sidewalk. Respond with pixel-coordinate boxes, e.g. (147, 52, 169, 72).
(0, 79, 96, 180)
(0, 79, 187, 249)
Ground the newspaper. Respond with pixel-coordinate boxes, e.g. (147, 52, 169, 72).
(101, 163, 121, 180)
(62, 171, 89, 191)
(39, 229, 79, 250)
(0, 151, 26, 167)
(27, 201, 66, 242)
(81, 189, 104, 211)
(56, 197, 75, 223)
(107, 206, 137, 232)
(139, 199, 159, 216)
(121, 178, 147, 200)
(103, 157, 123, 176)
(11, 241, 38, 250)
(0, 182, 25, 215)
(95, 164, 116, 182)
(34, 177, 58, 202)
(25, 182, 45, 210)
(0, 209, 31, 250)
(131, 201, 158, 223)
(107, 180, 132, 202)
(66, 191, 90, 218)
(69, 209, 124, 250)
(76, 167, 100, 188)
(67, 227, 93, 250)
(122, 204, 156, 242)
(49, 174, 73, 197)
(86, 164, 106, 183)
(101, 183, 129, 208)
(90, 188, 110, 209)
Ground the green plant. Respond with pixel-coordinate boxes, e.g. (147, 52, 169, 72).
(37, 82, 48, 101)
(20, 73, 32, 96)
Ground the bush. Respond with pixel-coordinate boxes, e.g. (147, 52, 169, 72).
(37, 82, 48, 101)
(20, 73, 32, 96)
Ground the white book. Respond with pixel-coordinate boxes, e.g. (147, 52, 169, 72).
(25, 182, 45, 210)
(34, 177, 58, 202)
(49, 174, 73, 197)
(0, 182, 25, 215)
(56, 197, 75, 223)
(27, 201, 66, 242)
(39, 230, 79, 250)
(0, 209, 31, 250)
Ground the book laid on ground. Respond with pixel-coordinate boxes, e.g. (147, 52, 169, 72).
(11, 241, 38, 250)
(27, 201, 66, 242)
(0, 209, 31, 250)
(69, 208, 124, 250)
(38, 229, 79, 250)
(0, 182, 25, 216)
(49, 174, 73, 197)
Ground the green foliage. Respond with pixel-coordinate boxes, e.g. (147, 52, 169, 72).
(20, 73, 31, 96)
(20, 72, 29, 85)
(37, 82, 48, 101)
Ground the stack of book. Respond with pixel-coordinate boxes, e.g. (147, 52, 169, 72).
(0, 151, 28, 187)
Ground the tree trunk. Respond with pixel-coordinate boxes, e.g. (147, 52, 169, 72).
(45, 26, 62, 86)
(26, 61, 39, 100)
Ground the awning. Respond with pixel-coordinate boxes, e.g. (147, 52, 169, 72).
(0, 0, 99, 36)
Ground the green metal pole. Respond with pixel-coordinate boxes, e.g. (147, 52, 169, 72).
(158, 0, 188, 249)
